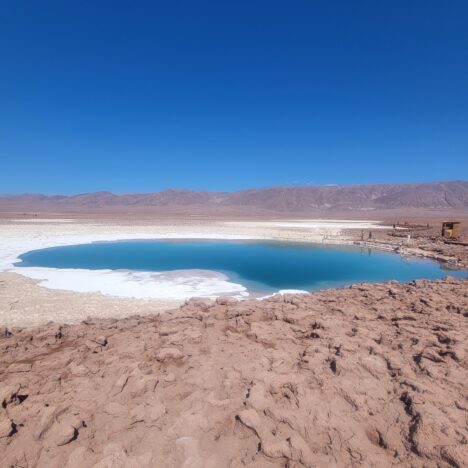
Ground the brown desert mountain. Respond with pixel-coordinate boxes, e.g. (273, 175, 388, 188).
(1, 180, 467, 214)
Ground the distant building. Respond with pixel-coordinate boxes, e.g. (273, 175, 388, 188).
(441, 221, 461, 239)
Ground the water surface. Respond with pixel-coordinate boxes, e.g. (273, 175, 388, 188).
(16, 239, 466, 296)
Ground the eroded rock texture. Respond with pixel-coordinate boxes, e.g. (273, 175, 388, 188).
(1, 278, 467, 467)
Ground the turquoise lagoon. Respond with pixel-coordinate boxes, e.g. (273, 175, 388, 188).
(15, 239, 466, 296)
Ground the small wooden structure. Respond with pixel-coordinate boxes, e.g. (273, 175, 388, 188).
(441, 221, 461, 239)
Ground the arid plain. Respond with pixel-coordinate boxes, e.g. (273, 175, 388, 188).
(0, 205, 467, 467)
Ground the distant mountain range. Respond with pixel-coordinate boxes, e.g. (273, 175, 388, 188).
(1, 181, 468, 213)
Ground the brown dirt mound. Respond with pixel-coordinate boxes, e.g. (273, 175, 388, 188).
(1, 278, 467, 467)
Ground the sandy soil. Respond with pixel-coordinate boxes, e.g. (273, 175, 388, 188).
(1, 278, 467, 467)
(0, 273, 180, 328)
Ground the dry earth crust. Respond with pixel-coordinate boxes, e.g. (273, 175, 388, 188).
(0, 278, 467, 467)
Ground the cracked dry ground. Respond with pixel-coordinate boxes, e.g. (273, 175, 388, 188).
(1, 278, 467, 467)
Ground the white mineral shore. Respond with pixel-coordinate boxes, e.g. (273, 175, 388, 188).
(0, 217, 387, 326)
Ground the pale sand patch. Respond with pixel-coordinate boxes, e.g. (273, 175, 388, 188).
(0, 272, 181, 327)
(11, 218, 77, 223)
(224, 219, 389, 231)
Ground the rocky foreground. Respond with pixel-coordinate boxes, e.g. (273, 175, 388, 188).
(1, 279, 467, 467)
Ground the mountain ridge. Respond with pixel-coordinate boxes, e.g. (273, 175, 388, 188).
(1, 180, 468, 212)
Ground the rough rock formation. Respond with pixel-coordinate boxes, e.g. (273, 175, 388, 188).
(1, 278, 467, 467)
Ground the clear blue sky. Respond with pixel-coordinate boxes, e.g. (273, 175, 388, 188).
(1, 1, 467, 194)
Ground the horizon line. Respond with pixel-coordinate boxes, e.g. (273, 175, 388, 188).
(1, 179, 467, 198)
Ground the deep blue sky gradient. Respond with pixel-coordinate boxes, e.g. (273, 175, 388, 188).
(1, 1, 467, 194)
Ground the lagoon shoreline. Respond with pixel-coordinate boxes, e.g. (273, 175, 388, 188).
(0, 216, 467, 326)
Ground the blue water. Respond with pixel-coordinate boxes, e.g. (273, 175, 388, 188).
(16, 239, 466, 295)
